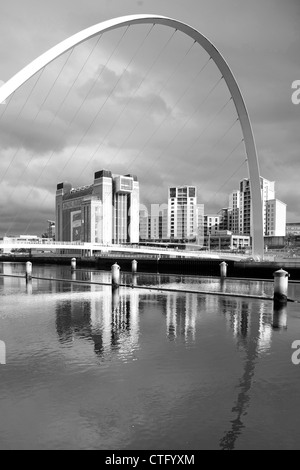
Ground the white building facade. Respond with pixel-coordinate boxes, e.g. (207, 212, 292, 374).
(238, 177, 286, 237)
(56, 170, 140, 244)
(139, 204, 168, 242)
(228, 190, 240, 234)
(204, 214, 221, 236)
(168, 186, 204, 244)
(266, 199, 287, 237)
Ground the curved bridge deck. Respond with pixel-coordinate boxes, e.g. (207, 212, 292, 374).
(0, 240, 249, 262)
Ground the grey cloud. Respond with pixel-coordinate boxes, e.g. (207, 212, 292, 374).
(0, 117, 68, 154)
(0, 0, 299, 236)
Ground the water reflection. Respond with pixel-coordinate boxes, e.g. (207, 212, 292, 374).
(165, 293, 198, 342)
(1, 262, 296, 450)
(124, 273, 275, 298)
(132, 274, 138, 287)
(219, 297, 287, 450)
(273, 304, 288, 330)
(219, 334, 258, 451)
(26, 280, 33, 295)
(55, 272, 140, 362)
(0, 262, 25, 292)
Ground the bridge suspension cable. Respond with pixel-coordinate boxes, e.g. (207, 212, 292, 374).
(0, 50, 74, 184)
(67, 32, 212, 235)
(0, 70, 44, 124)
(141, 83, 232, 184)
(78, 28, 181, 182)
(200, 117, 239, 163)
(18, 25, 157, 233)
(4, 26, 132, 235)
(0, 93, 15, 121)
(21, 27, 192, 234)
(210, 157, 247, 205)
(47, 34, 103, 130)
(0, 15, 263, 256)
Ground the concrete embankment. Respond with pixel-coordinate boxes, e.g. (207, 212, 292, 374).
(2, 254, 300, 280)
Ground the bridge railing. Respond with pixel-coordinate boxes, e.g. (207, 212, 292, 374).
(1, 239, 84, 246)
(0, 240, 194, 253)
(0, 239, 248, 260)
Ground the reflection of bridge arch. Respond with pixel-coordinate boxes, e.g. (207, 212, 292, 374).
(0, 14, 264, 257)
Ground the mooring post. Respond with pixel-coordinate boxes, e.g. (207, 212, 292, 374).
(220, 261, 228, 278)
(25, 261, 32, 282)
(71, 258, 76, 272)
(132, 259, 138, 274)
(111, 263, 121, 288)
(273, 268, 289, 305)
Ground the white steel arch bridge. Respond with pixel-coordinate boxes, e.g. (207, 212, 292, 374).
(0, 14, 264, 258)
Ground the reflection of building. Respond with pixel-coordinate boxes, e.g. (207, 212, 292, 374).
(258, 310, 273, 352)
(0, 263, 26, 290)
(110, 288, 140, 355)
(56, 170, 140, 244)
(220, 296, 274, 352)
(165, 293, 198, 341)
(55, 275, 140, 361)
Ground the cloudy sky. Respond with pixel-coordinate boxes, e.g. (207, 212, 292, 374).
(0, 0, 299, 236)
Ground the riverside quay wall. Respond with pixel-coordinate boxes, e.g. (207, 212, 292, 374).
(2, 254, 300, 280)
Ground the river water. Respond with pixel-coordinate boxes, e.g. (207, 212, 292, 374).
(1, 262, 300, 450)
